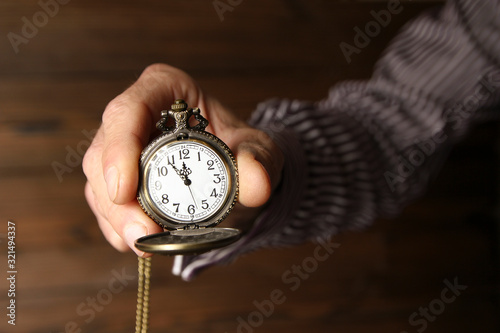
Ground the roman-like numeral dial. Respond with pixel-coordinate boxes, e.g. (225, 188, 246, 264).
(144, 140, 230, 225)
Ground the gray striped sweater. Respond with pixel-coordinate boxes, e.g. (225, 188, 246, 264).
(174, 0, 500, 280)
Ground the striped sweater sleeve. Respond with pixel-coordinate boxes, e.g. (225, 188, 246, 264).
(174, 0, 500, 280)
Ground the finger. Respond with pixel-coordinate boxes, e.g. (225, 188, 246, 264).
(100, 92, 152, 205)
(85, 143, 162, 256)
(97, 215, 130, 252)
(237, 149, 272, 207)
(229, 129, 284, 208)
(85, 182, 129, 251)
(106, 200, 161, 257)
(101, 64, 203, 205)
(86, 177, 161, 256)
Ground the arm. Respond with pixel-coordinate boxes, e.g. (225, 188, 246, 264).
(174, 0, 500, 280)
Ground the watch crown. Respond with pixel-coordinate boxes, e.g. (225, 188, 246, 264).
(171, 99, 188, 111)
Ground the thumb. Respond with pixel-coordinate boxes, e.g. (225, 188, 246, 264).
(233, 131, 283, 208)
(101, 98, 153, 204)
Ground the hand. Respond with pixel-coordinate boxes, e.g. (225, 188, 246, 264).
(83, 64, 283, 257)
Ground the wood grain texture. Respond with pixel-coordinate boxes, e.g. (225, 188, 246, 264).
(0, 1, 498, 332)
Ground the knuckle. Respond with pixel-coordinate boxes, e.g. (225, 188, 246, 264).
(142, 63, 187, 80)
(105, 201, 119, 222)
(84, 182, 94, 204)
(102, 94, 131, 125)
(140, 63, 195, 93)
(142, 63, 169, 76)
(82, 144, 98, 178)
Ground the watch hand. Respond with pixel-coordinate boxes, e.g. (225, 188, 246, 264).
(187, 184, 198, 209)
(168, 160, 197, 207)
(168, 160, 190, 184)
(168, 160, 180, 175)
(179, 162, 193, 186)
(180, 162, 197, 207)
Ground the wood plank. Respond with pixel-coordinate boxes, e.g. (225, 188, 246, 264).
(0, 1, 437, 76)
(0, 0, 497, 332)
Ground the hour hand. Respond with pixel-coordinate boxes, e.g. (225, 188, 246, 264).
(167, 160, 178, 173)
(179, 162, 192, 185)
(168, 161, 192, 185)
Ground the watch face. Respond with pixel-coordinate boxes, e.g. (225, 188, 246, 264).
(138, 131, 238, 230)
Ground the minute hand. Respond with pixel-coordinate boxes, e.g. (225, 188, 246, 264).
(186, 183, 198, 209)
(169, 161, 198, 208)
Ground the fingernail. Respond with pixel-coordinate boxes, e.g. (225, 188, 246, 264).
(124, 223, 147, 252)
(105, 166, 119, 202)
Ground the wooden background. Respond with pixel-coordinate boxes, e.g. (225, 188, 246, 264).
(0, 0, 499, 332)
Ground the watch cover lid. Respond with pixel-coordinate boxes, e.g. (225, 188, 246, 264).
(134, 227, 241, 255)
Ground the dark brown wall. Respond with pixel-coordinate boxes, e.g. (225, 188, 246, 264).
(0, 1, 498, 332)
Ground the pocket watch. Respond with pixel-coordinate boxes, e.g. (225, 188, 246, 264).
(135, 99, 240, 255)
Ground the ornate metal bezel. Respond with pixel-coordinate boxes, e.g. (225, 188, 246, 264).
(137, 129, 239, 231)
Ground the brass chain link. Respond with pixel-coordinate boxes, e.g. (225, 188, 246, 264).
(135, 256, 152, 333)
